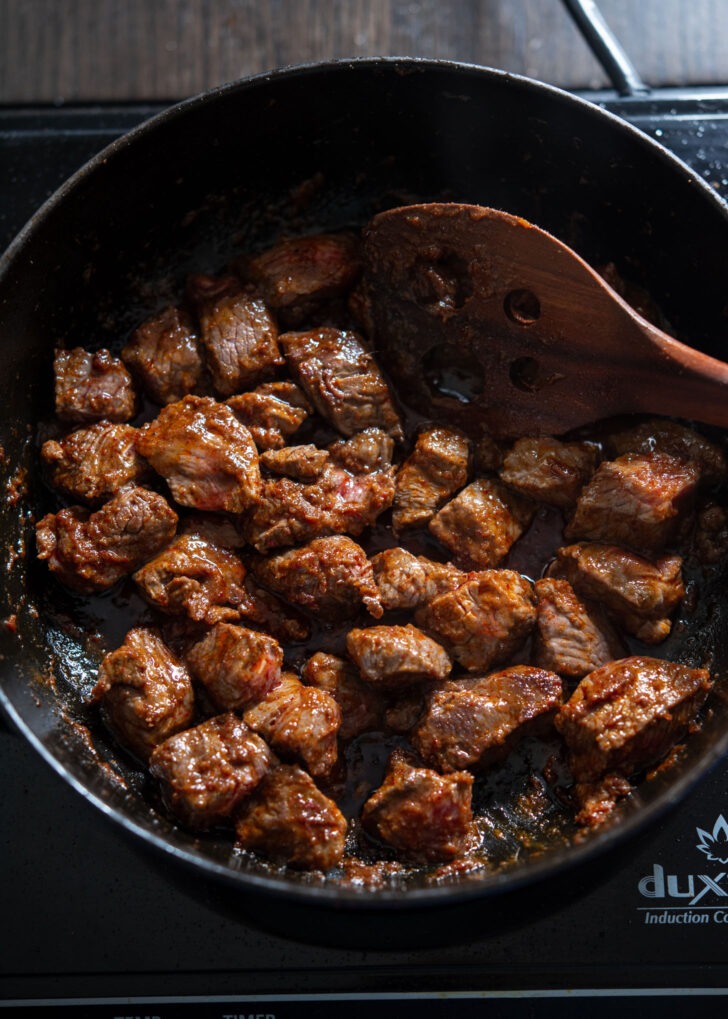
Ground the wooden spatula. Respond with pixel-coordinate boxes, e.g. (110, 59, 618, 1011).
(363, 202, 728, 439)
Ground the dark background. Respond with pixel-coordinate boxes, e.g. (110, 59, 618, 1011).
(1, 0, 728, 103)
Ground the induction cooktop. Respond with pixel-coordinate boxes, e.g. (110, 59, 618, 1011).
(2, 89, 728, 1017)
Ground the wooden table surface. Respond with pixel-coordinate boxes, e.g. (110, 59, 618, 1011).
(1, 0, 727, 104)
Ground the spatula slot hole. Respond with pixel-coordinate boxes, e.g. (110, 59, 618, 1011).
(423, 343, 483, 404)
(409, 249, 473, 312)
(505, 288, 540, 324)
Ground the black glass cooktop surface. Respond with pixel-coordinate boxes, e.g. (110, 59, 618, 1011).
(1, 90, 728, 1017)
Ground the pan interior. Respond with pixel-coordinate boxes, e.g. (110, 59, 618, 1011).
(2, 60, 728, 906)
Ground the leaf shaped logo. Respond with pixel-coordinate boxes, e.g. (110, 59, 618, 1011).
(696, 814, 728, 864)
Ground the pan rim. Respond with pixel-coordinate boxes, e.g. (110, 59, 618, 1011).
(2, 54, 727, 278)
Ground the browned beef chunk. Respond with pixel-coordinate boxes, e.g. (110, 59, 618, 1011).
(54, 347, 137, 423)
(609, 418, 727, 487)
(693, 502, 728, 564)
(251, 535, 382, 622)
(40, 421, 149, 505)
(329, 427, 395, 473)
(36, 485, 177, 593)
(555, 656, 712, 783)
(361, 750, 475, 863)
(259, 444, 330, 481)
(550, 542, 685, 644)
(245, 454, 395, 553)
(345, 624, 451, 690)
(533, 577, 626, 681)
(241, 232, 362, 327)
(136, 395, 262, 513)
(383, 689, 429, 735)
(413, 666, 563, 773)
(371, 547, 465, 612)
(280, 327, 403, 439)
(238, 576, 311, 642)
(186, 623, 283, 711)
(133, 533, 248, 624)
(565, 452, 699, 551)
(302, 651, 384, 740)
(244, 673, 341, 777)
(149, 713, 275, 829)
(187, 273, 282, 396)
(573, 774, 633, 828)
(392, 426, 470, 532)
(500, 437, 597, 510)
(167, 521, 307, 640)
(429, 478, 534, 569)
(416, 570, 536, 671)
(346, 277, 375, 336)
(234, 763, 347, 870)
(91, 627, 194, 761)
(179, 512, 247, 549)
(474, 433, 504, 473)
(598, 262, 665, 325)
(226, 381, 311, 450)
(121, 306, 204, 405)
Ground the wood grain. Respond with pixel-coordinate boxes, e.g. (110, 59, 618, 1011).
(0, 0, 727, 104)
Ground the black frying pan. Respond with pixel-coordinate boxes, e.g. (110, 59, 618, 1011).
(2, 5, 728, 947)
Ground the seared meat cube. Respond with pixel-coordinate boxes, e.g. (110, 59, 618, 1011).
(474, 433, 504, 473)
(187, 273, 282, 396)
(167, 521, 308, 640)
(259, 444, 330, 481)
(413, 666, 563, 773)
(609, 418, 727, 487)
(244, 673, 341, 777)
(121, 306, 203, 405)
(573, 774, 633, 829)
(54, 347, 137, 424)
(241, 231, 362, 327)
(40, 421, 148, 505)
(149, 713, 274, 829)
(693, 501, 728, 564)
(238, 576, 311, 643)
(361, 750, 475, 863)
(550, 542, 685, 644)
(226, 380, 311, 451)
(280, 327, 403, 439)
(134, 533, 248, 625)
(186, 623, 283, 711)
(392, 426, 470, 532)
(302, 652, 384, 740)
(383, 689, 429, 735)
(235, 763, 347, 870)
(36, 485, 177, 593)
(180, 512, 246, 549)
(91, 628, 194, 761)
(136, 395, 262, 513)
(598, 262, 665, 325)
(533, 577, 626, 681)
(245, 456, 395, 553)
(500, 436, 597, 509)
(416, 570, 536, 672)
(555, 656, 712, 783)
(371, 547, 464, 612)
(251, 535, 382, 622)
(565, 452, 699, 551)
(329, 427, 395, 473)
(429, 478, 534, 569)
(346, 624, 451, 690)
